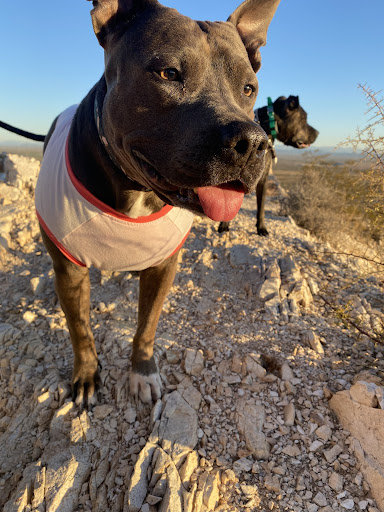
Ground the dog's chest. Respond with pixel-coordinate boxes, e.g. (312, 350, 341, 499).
(35, 106, 195, 272)
(123, 192, 154, 218)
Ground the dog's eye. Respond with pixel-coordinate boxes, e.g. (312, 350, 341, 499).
(160, 68, 180, 81)
(243, 84, 255, 97)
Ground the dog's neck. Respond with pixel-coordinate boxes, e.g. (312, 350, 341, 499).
(68, 79, 165, 217)
(256, 101, 278, 142)
(93, 85, 150, 193)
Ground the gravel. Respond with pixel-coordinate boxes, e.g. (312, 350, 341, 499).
(0, 153, 383, 511)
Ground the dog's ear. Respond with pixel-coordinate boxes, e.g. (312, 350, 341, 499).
(287, 95, 300, 110)
(228, 0, 280, 72)
(87, 0, 158, 48)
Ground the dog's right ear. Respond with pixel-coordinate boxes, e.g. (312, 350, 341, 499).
(228, 0, 281, 73)
(87, 0, 158, 48)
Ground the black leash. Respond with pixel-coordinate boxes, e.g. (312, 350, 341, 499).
(0, 120, 45, 142)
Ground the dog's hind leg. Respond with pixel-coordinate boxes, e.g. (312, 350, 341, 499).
(130, 251, 180, 403)
(256, 176, 269, 236)
(40, 226, 101, 409)
(218, 221, 230, 233)
(256, 152, 273, 236)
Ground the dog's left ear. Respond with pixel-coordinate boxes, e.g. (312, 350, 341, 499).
(228, 0, 281, 73)
(287, 95, 300, 110)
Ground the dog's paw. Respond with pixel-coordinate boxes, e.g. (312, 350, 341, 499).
(218, 221, 230, 233)
(72, 363, 102, 410)
(257, 226, 269, 237)
(129, 371, 162, 403)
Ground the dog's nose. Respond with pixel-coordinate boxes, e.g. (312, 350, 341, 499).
(221, 121, 268, 164)
(312, 128, 319, 141)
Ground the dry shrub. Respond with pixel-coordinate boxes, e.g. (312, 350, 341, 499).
(287, 84, 384, 255)
(345, 84, 384, 241)
(285, 85, 384, 344)
(286, 156, 361, 243)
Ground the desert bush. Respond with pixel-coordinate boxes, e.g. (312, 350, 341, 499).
(286, 156, 362, 243)
(285, 85, 384, 344)
(345, 84, 384, 241)
(286, 84, 384, 251)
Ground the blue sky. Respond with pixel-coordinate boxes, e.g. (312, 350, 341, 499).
(1, 0, 383, 147)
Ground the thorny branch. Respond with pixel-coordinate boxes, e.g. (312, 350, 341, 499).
(320, 294, 384, 346)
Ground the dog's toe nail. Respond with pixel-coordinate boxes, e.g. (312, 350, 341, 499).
(151, 386, 162, 402)
(86, 391, 98, 409)
(130, 371, 162, 403)
(74, 385, 85, 407)
(139, 385, 153, 404)
(129, 373, 139, 396)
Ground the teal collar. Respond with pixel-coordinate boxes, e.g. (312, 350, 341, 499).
(267, 97, 277, 141)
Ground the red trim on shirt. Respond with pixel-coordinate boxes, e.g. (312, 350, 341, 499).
(168, 228, 192, 259)
(65, 137, 173, 223)
(36, 210, 86, 267)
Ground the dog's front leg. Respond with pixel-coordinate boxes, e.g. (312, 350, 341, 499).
(130, 251, 179, 403)
(40, 227, 101, 409)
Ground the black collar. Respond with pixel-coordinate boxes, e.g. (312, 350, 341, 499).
(94, 90, 149, 191)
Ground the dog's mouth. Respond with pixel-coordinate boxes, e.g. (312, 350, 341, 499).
(194, 182, 245, 221)
(132, 150, 246, 221)
(295, 140, 311, 149)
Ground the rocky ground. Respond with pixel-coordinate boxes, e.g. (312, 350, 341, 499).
(0, 152, 384, 512)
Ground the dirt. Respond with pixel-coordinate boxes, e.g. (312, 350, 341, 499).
(0, 154, 384, 512)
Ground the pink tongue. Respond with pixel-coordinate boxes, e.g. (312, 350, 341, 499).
(196, 183, 245, 222)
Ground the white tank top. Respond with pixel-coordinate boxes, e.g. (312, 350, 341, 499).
(35, 105, 194, 271)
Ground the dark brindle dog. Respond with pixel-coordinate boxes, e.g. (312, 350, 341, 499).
(218, 95, 319, 235)
(1, 0, 281, 407)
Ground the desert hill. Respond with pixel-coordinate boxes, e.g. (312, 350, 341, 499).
(0, 153, 383, 512)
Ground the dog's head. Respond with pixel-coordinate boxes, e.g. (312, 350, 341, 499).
(273, 95, 319, 149)
(88, 0, 280, 221)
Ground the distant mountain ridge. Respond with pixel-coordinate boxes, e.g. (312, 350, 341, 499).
(0, 140, 43, 149)
(0, 140, 359, 154)
(0, 140, 362, 167)
(275, 143, 360, 157)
